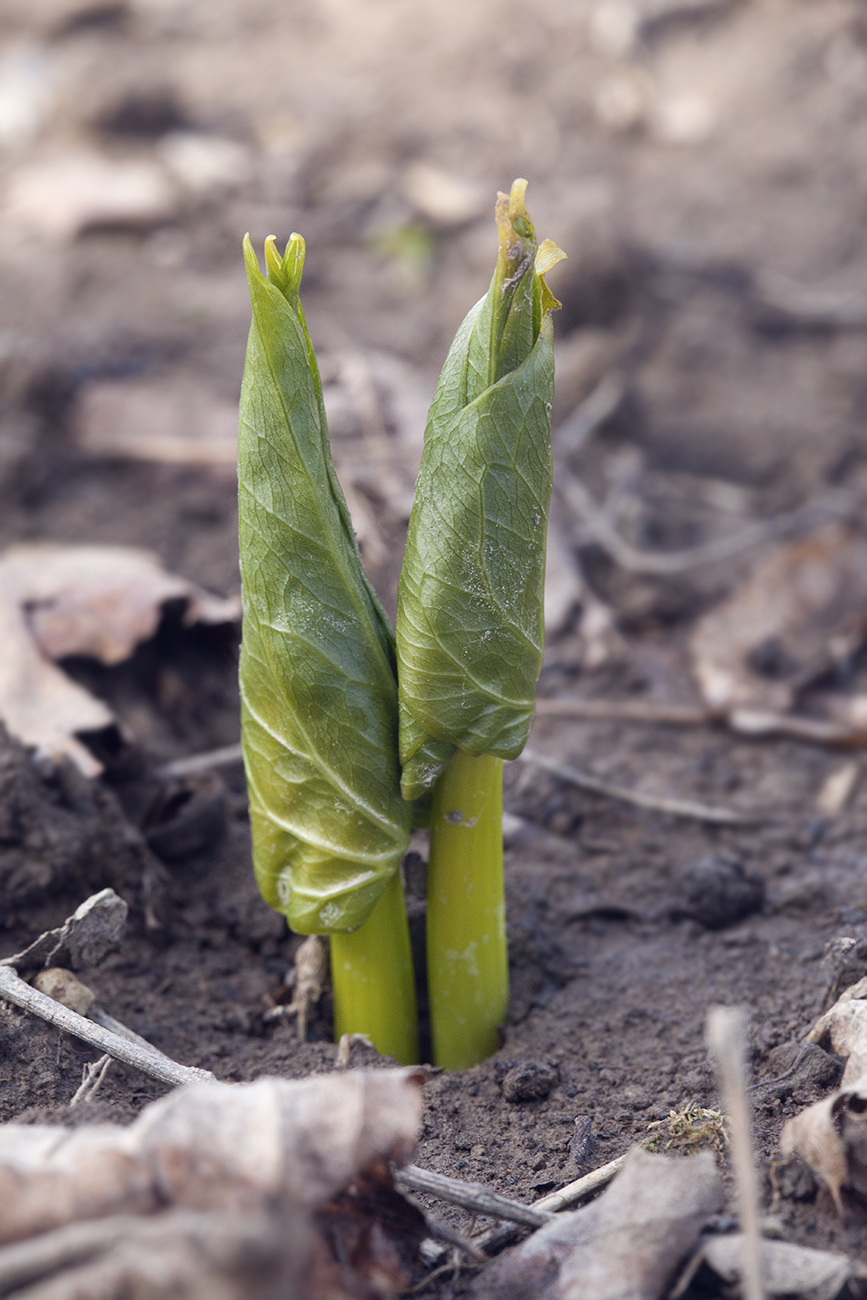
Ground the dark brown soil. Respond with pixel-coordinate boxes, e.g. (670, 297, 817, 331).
(3, 1, 867, 1294)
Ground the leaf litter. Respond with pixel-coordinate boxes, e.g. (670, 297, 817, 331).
(0, 1069, 426, 1299)
(0, 544, 238, 777)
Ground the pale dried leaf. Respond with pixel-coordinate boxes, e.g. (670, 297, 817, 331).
(5, 153, 177, 241)
(690, 524, 867, 712)
(816, 761, 860, 818)
(783, 987, 867, 1212)
(472, 1147, 723, 1300)
(700, 1232, 867, 1300)
(808, 997, 867, 1087)
(0, 544, 239, 773)
(0, 1070, 422, 1246)
(74, 380, 240, 467)
(0, 1209, 313, 1300)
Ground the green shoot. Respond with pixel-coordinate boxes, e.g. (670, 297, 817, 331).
(238, 182, 563, 1069)
(427, 750, 507, 1069)
(331, 867, 419, 1064)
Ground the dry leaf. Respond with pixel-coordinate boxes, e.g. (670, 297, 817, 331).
(0, 544, 239, 775)
(696, 1233, 867, 1300)
(74, 379, 240, 467)
(0, 1209, 315, 1300)
(1, 888, 128, 976)
(472, 1147, 722, 1300)
(0, 1070, 425, 1299)
(816, 761, 860, 818)
(781, 986, 867, 1212)
(690, 524, 867, 713)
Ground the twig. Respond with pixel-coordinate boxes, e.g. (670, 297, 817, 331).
(534, 697, 710, 726)
(560, 474, 853, 576)
(534, 695, 867, 749)
(69, 1053, 113, 1107)
(518, 746, 762, 825)
(467, 1153, 629, 1259)
(706, 1007, 764, 1300)
(0, 966, 214, 1088)
(555, 373, 626, 456)
(396, 1165, 554, 1229)
(531, 1153, 628, 1213)
(756, 271, 867, 329)
(156, 742, 243, 780)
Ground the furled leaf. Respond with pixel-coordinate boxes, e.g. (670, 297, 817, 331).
(238, 234, 411, 934)
(396, 181, 565, 800)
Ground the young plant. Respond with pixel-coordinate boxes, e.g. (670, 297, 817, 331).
(237, 232, 417, 1064)
(397, 180, 564, 1067)
(238, 182, 563, 1069)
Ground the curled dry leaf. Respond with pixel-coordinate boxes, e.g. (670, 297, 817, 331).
(472, 1147, 723, 1300)
(1, 887, 128, 976)
(0, 544, 239, 775)
(0, 1070, 425, 1299)
(696, 1233, 867, 1300)
(781, 985, 867, 1213)
(690, 524, 867, 714)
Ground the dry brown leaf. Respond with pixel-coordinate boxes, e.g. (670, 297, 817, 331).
(0, 1070, 425, 1299)
(697, 1233, 867, 1300)
(74, 379, 240, 466)
(0, 544, 239, 775)
(781, 987, 867, 1212)
(0, 1209, 315, 1300)
(690, 524, 867, 714)
(0, 1070, 422, 1246)
(472, 1147, 723, 1300)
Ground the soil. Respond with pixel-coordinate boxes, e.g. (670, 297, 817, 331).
(3, 0, 867, 1295)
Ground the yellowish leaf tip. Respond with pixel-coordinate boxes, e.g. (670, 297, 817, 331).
(535, 237, 567, 313)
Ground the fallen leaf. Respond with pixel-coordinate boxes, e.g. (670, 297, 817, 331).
(697, 1232, 867, 1300)
(816, 761, 861, 818)
(0, 1070, 425, 1299)
(690, 524, 867, 713)
(781, 985, 867, 1212)
(472, 1147, 723, 1300)
(4, 152, 177, 241)
(0, 1208, 315, 1300)
(74, 379, 240, 466)
(0, 544, 239, 774)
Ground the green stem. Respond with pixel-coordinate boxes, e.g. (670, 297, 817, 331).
(330, 867, 419, 1064)
(427, 749, 508, 1069)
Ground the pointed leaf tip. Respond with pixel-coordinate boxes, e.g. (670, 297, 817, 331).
(535, 238, 567, 313)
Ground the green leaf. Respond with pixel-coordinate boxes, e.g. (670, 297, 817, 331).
(238, 234, 411, 934)
(396, 182, 564, 801)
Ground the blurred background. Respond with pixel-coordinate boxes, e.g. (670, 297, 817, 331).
(0, 0, 865, 656)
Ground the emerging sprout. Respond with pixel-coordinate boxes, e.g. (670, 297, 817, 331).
(238, 182, 564, 1068)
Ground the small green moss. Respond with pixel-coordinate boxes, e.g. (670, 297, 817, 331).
(642, 1101, 729, 1159)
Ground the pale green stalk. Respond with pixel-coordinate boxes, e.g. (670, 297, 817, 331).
(427, 750, 507, 1069)
(331, 867, 419, 1064)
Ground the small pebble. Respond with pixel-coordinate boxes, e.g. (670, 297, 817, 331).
(680, 853, 764, 930)
(500, 1059, 560, 1103)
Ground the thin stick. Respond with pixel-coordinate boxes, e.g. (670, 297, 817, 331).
(69, 1053, 113, 1107)
(535, 696, 867, 748)
(396, 1166, 554, 1228)
(518, 746, 761, 825)
(532, 1153, 628, 1213)
(534, 698, 710, 726)
(706, 1007, 764, 1300)
(0, 966, 214, 1088)
(560, 474, 853, 576)
(156, 742, 243, 779)
(467, 1153, 630, 1259)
